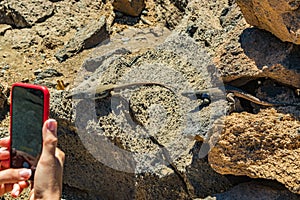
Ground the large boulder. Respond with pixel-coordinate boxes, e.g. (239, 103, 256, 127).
(214, 27, 300, 88)
(50, 32, 232, 199)
(208, 109, 300, 194)
(236, 0, 300, 45)
(55, 16, 109, 62)
(180, 1, 300, 89)
(0, 0, 54, 28)
(112, 0, 145, 17)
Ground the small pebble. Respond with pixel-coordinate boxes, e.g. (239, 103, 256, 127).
(34, 69, 42, 75)
(142, 10, 148, 15)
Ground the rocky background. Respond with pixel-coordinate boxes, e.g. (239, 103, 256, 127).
(0, 0, 299, 200)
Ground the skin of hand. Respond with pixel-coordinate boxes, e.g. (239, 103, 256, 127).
(0, 119, 65, 199)
(0, 138, 31, 197)
(29, 119, 65, 200)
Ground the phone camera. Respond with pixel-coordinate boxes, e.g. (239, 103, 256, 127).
(22, 161, 30, 168)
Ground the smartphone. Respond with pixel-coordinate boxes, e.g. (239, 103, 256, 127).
(10, 83, 49, 179)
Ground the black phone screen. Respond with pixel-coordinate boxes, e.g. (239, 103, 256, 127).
(11, 86, 44, 170)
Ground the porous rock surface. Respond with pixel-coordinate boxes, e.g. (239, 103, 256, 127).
(213, 180, 300, 200)
(0, 85, 8, 120)
(177, 0, 300, 88)
(55, 16, 109, 62)
(208, 109, 300, 194)
(0, 0, 54, 28)
(49, 32, 233, 199)
(0, 0, 299, 199)
(0, 24, 11, 35)
(236, 0, 300, 45)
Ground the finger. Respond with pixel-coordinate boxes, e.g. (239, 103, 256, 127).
(11, 181, 29, 197)
(0, 183, 13, 196)
(55, 148, 64, 195)
(11, 183, 21, 197)
(0, 137, 10, 148)
(29, 188, 34, 198)
(5, 184, 13, 194)
(18, 181, 29, 190)
(41, 119, 58, 158)
(1, 160, 10, 169)
(0, 184, 5, 196)
(11, 181, 28, 198)
(0, 147, 10, 160)
(0, 168, 31, 184)
(55, 148, 65, 166)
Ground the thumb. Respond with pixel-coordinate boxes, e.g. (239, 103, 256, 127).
(41, 119, 58, 158)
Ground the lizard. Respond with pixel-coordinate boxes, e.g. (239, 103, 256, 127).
(66, 82, 174, 100)
(66, 82, 176, 130)
(181, 84, 300, 108)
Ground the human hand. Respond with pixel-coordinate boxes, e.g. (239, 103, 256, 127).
(29, 119, 65, 200)
(0, 119, 64, 199)
(0, 137, 31, 197)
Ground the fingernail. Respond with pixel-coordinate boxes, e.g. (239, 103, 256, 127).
(47, 119, 57, 132)
(19, 169, 32, 180)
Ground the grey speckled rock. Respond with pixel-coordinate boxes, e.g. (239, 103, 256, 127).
(177, 1, 300, 88)
(55, 16, 108, 62)
(0, 24, 11, 35)
(0, 0, 54, 28)
(215, 27, 300, 88)
(0, 85, 8, 121)
(50, 33, 231, 199)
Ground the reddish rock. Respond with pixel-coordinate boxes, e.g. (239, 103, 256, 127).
(236, 0, 300, 44)
(208, 109, 300, 194)
(112, 0, 145, 17)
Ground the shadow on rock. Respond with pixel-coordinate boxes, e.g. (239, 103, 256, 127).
(56, 118, 137, 199)
(240, 28, 300, 72)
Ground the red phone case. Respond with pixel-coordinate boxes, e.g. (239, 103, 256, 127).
(9, 83, 50, 168)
